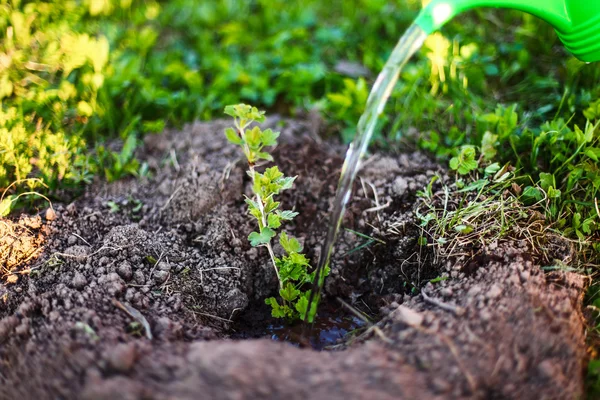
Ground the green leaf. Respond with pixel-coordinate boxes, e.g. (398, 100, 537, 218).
(521, 186, 543, 204)
(289, 252, 309, 266)
(248, 227, 276, 246)
(572, 212, 582, 229)
(280, 231, 303, 253)
(264, 166, 284, 181)
(547, 186, 561, 199)
(224, 127, 243, 145)
(279, 261, 304, 282)
(244, 197, 262, 220)
(582, 217, 596, 235)
(245, 126, 262, 149)
(277, 210, 299, 220)
(257, 152, 274, 162)
(481, 131, 498, 160)
(295, 293, 318, 323)
(279, 283, 300, 302)
(539, 172, 555, 192)
(484, 162, 501, 176)
(0, 195, 15, 217)
(224, 105, 237, 117)
(295, 296, 308, 318)
(261, 129, 280, 147)
(449, 146, 478, 175)
(454, 224, 474, 234)
(267, 213, 281, 229)
(264, 197, 280, 213)
(584, 148, 600, 162)
(265, 297, 287, 318)
(278, 176, 296, 191)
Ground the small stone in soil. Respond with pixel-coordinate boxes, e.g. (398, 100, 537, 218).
(72, 273, 87, 290)
(117, 262, 133, 281)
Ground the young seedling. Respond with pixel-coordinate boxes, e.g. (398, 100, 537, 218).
(224, 104, 327, 322)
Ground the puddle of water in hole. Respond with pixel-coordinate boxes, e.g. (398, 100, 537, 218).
(268, 312, 366, 350)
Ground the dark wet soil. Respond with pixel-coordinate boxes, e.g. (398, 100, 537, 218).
(0, 116, 589, 399)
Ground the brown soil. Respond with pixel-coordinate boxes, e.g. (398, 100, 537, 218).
(0, 117, 588, 399)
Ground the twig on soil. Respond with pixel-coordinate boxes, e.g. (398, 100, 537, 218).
(337, 298, 392, 344)
(53, 244, 133, 261)
(191, 309, 233, 323)
(421, 288, 465, 316)
(169, 149, 180, 172)
(219, 158, 240, 190)
(72, 233, 91, 247)
(160, 186, 183, 213)
(112, 298, 153, 340)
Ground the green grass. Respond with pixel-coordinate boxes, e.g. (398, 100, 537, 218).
(2, 1, 598, 206)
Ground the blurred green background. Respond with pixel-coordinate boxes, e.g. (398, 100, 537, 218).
(1, 0, 598, 198)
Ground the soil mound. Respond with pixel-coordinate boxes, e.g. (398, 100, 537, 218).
(0, 117, 587, 399)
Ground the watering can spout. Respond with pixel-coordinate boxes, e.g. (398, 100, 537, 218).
(415, 0, 600, 62)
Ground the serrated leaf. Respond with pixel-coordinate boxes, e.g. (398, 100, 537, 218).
(245, 126, 262, 149)
(257, 152, 274, 162)
(295, 296, 308, 318)
(280, 231, 303, 253)
(278, 176, 296, 191)
(261, 128, 280, 147)
(450, 146, 479, 175)
(279, 283, 300, 302)
(224, 127, 243, 145)
(277, 210, 298, 220)
(265, 297, 287, 318)
(267, 213, 281, 229)
(264, 197, 280, 213)
(289, 252, 309, 266)
(295, 293, 318, 323)
(248, 227, 276, 246)
(279, 261, 304, 282)
(582, 217, 596, 235)
(224, 105, 237, 117)
(264, 166, 283, 181)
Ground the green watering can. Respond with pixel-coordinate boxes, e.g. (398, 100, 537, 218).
(415, 0, 600, 62)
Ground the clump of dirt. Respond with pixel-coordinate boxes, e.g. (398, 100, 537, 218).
(0, 214, 49, 281)
(0, 116, 589, 399)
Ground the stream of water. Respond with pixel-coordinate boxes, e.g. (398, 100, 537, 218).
(304, 24, 428, 322)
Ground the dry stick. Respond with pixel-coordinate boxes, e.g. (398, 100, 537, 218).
(421, 288, 466, 316)
(112, 298, 153, 340)
(191, 310, 233, 323)
(337, 297, 392, 344)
